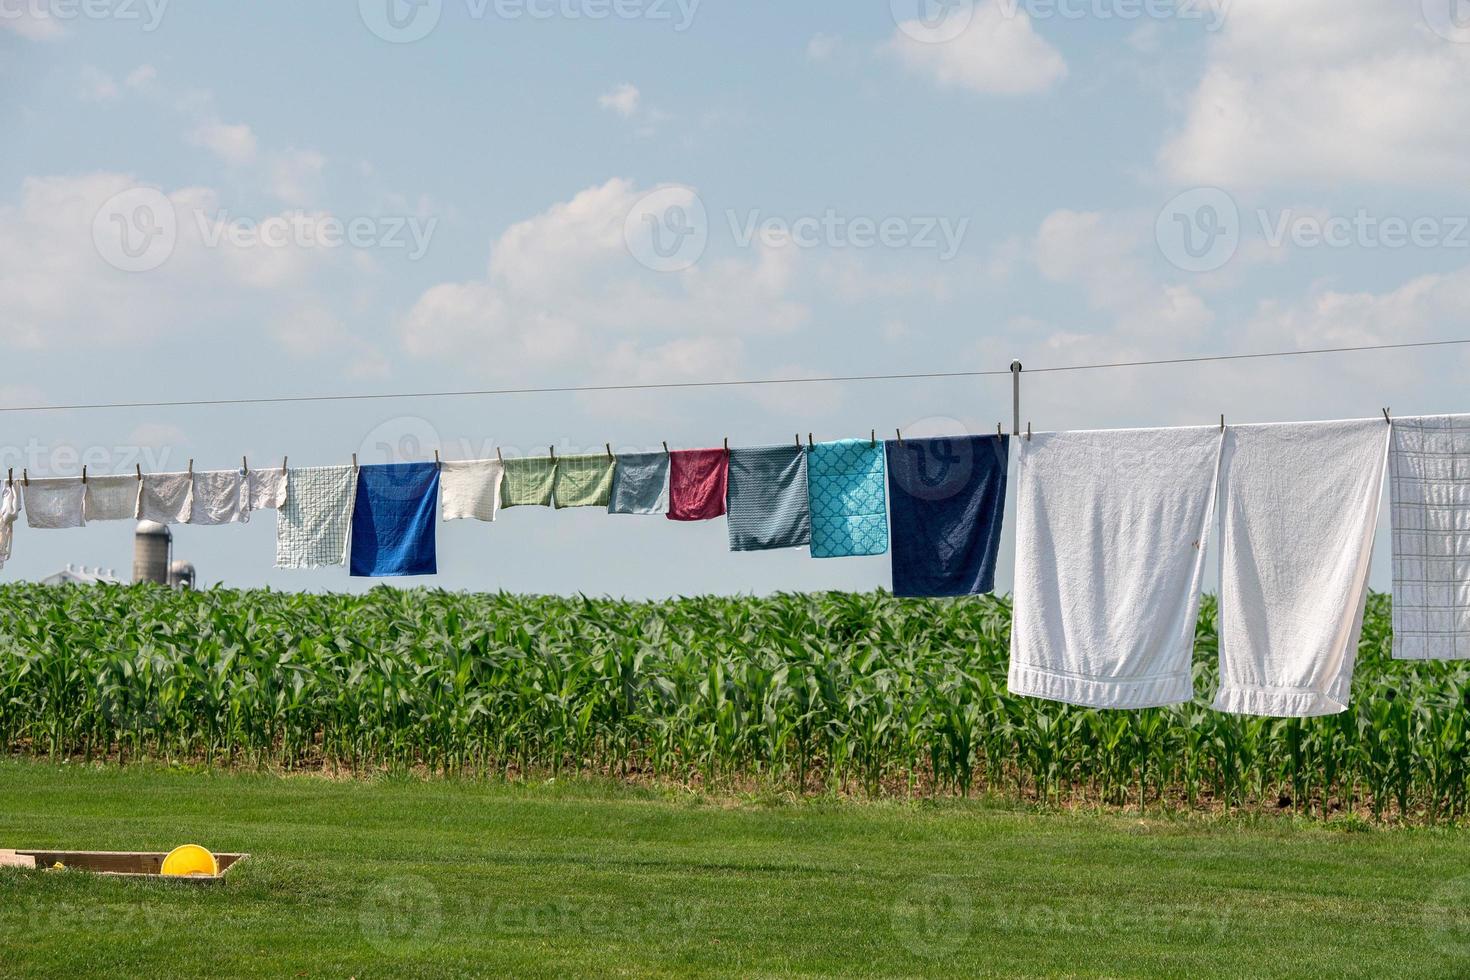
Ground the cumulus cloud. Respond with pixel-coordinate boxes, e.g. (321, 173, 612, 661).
(597, 83, 640, 118)
(188, 120, 258, 166)
(887, 0, 1067, 96)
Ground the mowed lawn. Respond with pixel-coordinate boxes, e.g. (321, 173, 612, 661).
(3, 763, 1470, 978)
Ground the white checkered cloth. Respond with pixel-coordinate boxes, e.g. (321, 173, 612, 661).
(1390, 415, 1470, 659)
(275, 465, 355, 569)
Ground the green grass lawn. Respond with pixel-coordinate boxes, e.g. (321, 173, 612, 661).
(2, 762, 1470, 978)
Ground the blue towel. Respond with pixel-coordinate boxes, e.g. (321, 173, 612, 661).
(726, 445, 810, 551)
(608, 451, 670, 515)
(350, 462, 440, 577)
(807, 439, 888, 558)
(886, 435, 1008, 597)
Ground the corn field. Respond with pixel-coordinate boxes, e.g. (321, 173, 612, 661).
(0, 584, 1467, 820)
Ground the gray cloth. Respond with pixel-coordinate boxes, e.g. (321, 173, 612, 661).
(727, 445, 810, 551)
(608, 451, 670, 515)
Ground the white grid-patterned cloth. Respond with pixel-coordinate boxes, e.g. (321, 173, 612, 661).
(275, 465, 355, 569)
(1391, 415, 1470, 659)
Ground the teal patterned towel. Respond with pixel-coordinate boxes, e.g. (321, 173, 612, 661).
(807, 439, 888, 558)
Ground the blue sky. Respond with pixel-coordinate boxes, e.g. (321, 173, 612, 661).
(4, 0, 1470, 596)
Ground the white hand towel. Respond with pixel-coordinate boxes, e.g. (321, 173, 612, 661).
(247, 469, 288, 512)
(138, 472, 194, 524)
(439, 459, 505, 522)
(1388, 415, 1470, 659)
(189, 470, 247, 526)
(23, 478, 86, 529)
(0, 483, 18, 568)
(83, 475, 141, 522)
(1008, 426, 1223, 709)
(275, 465, 355, 569)
(1215, 419, 1389, 717)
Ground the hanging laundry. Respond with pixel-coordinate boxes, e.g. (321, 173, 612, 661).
(83, 475, 141, 523)
(807, 439, 888, 558)
(608, 451, 670, 515)
(138, 472, 193, 525)
(500, 456, 556, 508)
(1388, 415, 1470, 659)
(1007, 427, 1222, 709)
(247, 469, 288, 513)
(275, 465, 356, 569)
(0, 481, 17, 568)
(439, 459, 505, 522)
(1215, 419, 1389, 717)
(349, 462, 440, 577)
(554, 454, 616, 509)
(886, 435, 1009, 598)
(23, 478, 86, 529)
(667, 448, 728, 521)
(726, 445, 810, 551)
(189, 470, 248, 526)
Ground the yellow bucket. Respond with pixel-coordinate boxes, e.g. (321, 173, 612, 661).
(160, 844, 218, 878)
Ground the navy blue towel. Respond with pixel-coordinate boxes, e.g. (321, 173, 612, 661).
(350, 462, 440, 577)
(885, 435, 1008, 597)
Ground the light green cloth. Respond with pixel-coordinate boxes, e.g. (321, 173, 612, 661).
(554, 454, 616, 508)
(500, 456, 556, 508)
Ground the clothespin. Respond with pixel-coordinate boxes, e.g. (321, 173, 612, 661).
(1383, 407, 1392, 425)
(895, 428, 903, 446)
(496, 448, 503, 463)
(723, 437, 729, 453)
(807, 432, 814, 448)
(870, 429, 875, 446)
(135, 463, 142, 481)
(997, 423, 1003, 437)
(81, 466, 87, 485)
(796, 433, 802, 448)
(281, 456, 288, 474)
(242, 456, 248, 475)
(605, 443, 613, 460)
(549, 446, 556, 462)
(187, 459, 193, 475)
(1026, 422, 1032, 442)
(662, 441, 669, 454)
(5, 468, 11, 488)
(434, 450, 441, 469)
(21, 469, 28, 487)
(1220, 414, 1226, 432)
(351, 453, 357, 469)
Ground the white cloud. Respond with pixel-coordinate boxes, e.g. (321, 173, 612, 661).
(887, 0, 1067, 96)
(77, 67, 119, 102)
(188, 120, 258, 166)
(400, 178, 811, 382)
(1160, 0, 1470, 188)
(266, 148, 327, 206)
(597, 83, 640, 118)
(124, 64, 157, 89)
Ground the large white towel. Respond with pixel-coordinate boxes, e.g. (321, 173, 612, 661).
(189, 470, 247, 526)
(439, 459, 504, 522)
(1008, 426, 1223, 709)
(23, 478, 86, 529)
(0, 482, 17, 568)
(1389, 415, 1470, 659)
(275, 465, 355, 569)
(1215, 419, 1390, 717)
(83, 475, 140, 522)
(138, 472, 194, 524)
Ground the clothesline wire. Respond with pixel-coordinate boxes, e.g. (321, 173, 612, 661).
(3, 336, 1469, 415)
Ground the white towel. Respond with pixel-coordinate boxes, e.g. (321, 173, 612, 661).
(138, 472, 194, 524)
(439, 459, 504, 522)
(1389, 415, 1470, 659)
(1215, 419, 1389, 717)
(1008, 426, 1223, 709)
(0, 483, 17, 568)
(247, 469, 288, 512)
(189, 470, 247, 526)
(23, 478, 86, 529)
(83, 475, 141, 522)
(275, 465, 355, 569)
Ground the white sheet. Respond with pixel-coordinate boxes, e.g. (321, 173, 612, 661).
(0, 482, 18, 568)
(439, 459, 504, 522)
(247, 469, 288, 512)
(23, 478, 86, 529)
(83, 474, 141, 523)
(1008, 426, 1223, 709)
(189, 470, 247, 526)
(1215, 419, 1389, 717)
(138, 472, 194, 525)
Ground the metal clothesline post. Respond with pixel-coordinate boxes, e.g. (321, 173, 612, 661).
(1010, 360, 1023, 437)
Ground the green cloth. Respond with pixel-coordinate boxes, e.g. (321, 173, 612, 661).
(500, 456, 556, 508)
(554, 454, 616, 509)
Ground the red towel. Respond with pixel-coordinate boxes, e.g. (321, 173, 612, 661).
(667, 448, 729, 521)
